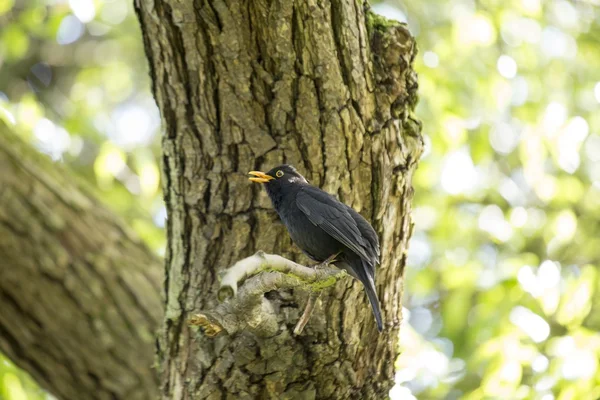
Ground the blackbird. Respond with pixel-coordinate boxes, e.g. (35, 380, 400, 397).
(249, 165, 383, 332)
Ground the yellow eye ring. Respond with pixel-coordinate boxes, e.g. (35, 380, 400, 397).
(276, 170, 284, 178)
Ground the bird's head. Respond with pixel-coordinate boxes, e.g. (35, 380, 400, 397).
(248, 164, 308, 189)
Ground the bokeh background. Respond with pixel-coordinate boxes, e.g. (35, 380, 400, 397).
(1, 0, 599, 398)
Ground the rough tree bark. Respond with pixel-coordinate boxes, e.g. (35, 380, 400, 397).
(0, 123, 162, 400)
(135, 0, 422, 398)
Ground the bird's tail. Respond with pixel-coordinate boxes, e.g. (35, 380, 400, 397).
(339, 257, 383, 332)
(362, 261, 383, 332)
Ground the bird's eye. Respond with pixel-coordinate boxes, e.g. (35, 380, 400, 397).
(276, 170, 284, 178)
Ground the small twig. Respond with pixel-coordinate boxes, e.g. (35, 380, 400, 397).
(294, 292, 321, 335)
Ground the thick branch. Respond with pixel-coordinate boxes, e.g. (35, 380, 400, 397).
(0, 122, 162, 400)
(190, 252, 346, 337)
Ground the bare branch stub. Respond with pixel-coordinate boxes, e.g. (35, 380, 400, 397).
(294, 292, 321, 335)
(189, 252, 347, 337)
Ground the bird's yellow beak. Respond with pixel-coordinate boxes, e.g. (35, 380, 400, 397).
(248, 171, 274, 183)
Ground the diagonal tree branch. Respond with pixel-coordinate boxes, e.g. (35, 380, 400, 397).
(0, 122, 162, 400)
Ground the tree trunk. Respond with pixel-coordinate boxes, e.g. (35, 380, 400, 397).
(135, 0, 422, 398)
(0, 123, 162, 400)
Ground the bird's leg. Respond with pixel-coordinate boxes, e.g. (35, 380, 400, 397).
(294, 291, 321, 335)
(313, 252, 340, 269)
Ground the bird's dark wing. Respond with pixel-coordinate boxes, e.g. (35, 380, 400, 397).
(296, 186, 373, 263)
(348, 207, 380, 260)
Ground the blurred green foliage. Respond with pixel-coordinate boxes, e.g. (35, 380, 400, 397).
(1, 0, 599, 398)
(0, 0, 164, 254)
(0, 354, 49, 400)
(380, 0, 600, 399)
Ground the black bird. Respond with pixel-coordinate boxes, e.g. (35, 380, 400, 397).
(248, 165, 383, 332)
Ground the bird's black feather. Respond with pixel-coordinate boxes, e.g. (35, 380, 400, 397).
(337, 256, 382, 331)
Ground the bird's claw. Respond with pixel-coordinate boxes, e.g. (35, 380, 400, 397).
(314, 260, 334, 269)
(314, 253, 340, 269)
